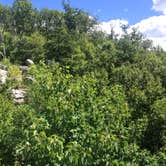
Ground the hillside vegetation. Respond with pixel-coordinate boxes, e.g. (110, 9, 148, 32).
(0, 0, 166, 165)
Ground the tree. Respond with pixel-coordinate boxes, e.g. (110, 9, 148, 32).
(116, 28, 143, 64)
(12, 0, 35, 35)
(0, 5, 12, 31)
(38, 9, 64, 36)
(63, 3, 96, 34)
(142, 39, 153, 50)
(10, 32, 46, 63)
(142, 98, 166, 153)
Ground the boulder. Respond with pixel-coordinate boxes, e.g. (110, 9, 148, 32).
(20, 65, 29, 72)
(26, 59, 34, 66)
(12, 89, 26, 104)
(0, 69, 7, 84)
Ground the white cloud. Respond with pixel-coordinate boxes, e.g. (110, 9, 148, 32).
(98, 15, 166, 50)
(152, 0, 166, 14)
(97, 0, 166, 50)
(133, 14, 166, 50)
(98, 19, 128, 37)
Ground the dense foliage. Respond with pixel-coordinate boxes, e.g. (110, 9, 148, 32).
(0, 0, 165, 165)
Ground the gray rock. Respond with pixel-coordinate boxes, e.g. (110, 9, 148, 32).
(0, 69, 7, 84)
(12, 89, 26, 104)
(20, 65, 29, 72)
(26, 59, 34, 66)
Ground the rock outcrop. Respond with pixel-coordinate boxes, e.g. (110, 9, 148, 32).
(0, 59, 34, 104)
(12, 89, 26, 104)
(0, 69, 7, 84)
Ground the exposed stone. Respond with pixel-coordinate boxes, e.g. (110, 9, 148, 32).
(12, 88, 26, 104)
(0, 69, 7, 84)
(20, 65, 29, 72)
(26, 59, 34, 66)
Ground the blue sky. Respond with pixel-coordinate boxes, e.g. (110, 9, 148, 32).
(0, 0, 166, 50)
(0, 0, 161, 24)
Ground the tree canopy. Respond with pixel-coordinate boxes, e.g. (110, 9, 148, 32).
(0, 0, 166, 165)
